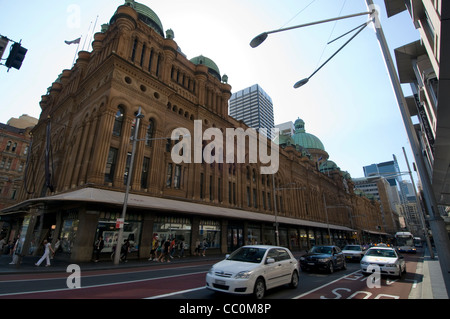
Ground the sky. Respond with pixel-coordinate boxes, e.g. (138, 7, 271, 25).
(0, 0, 421, 183)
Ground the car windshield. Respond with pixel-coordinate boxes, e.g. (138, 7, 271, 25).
(343, 245, 361, 251)
(226, 247, 266, 263)
(309, 246, 332, 254)
(365, 248, 397, 258)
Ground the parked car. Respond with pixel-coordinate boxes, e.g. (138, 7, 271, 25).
(342, 244, 366, 262)
(299, 245, 346, 273)
(205, 245, 299, 299)
(360, 246, 406, 278)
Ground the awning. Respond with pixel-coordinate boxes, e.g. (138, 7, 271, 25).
(1, 187, 354, 232)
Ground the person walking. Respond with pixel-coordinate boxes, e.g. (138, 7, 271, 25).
(120, 239, 130, 262)
(93, 236, 104, 262)
(51, 237, 61, 260)
(35, 240, 54, 267)
(148, 235, 159, 261)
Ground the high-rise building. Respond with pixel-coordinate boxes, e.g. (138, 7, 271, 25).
(229, 84, 274, 138)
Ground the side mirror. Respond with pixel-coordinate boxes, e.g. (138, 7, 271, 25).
(266, 258, 275, 264)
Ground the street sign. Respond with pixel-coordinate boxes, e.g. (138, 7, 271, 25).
(116, 218, 124, 229)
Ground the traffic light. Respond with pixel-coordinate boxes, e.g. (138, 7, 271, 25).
(5, 42, 27, 70)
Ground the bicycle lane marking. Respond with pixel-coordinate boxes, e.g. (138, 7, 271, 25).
(0, 271, 207, 299)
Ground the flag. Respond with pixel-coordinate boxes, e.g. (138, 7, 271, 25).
(65, 37, 81, 45)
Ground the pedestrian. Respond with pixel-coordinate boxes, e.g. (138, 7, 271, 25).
(93, 236, 104, 262)
(194, 239, 200, 256)
(148, 235, 159, 261)
(9, 236, 20, 265)
(202, 239, 208, 257)
(163, 238, 171, 262)
(51, 237, 61, 259)
(120, 239, 130, 262)
(170, 238, 176, 258)
(35, 239, 54, 267)
(178, 239, 185, 258)
(0, 236, 6, 255)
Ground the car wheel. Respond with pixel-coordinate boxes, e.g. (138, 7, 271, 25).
(289, 270, 299, 289)
(253, 278, 266, 299)
(327, 261, 334, 274)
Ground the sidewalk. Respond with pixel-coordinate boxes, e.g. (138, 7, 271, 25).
(0, 252, 225, 275)
(409, 247, 449, 299)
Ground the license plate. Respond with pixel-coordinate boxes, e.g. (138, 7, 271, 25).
(215, 279, 226, 285)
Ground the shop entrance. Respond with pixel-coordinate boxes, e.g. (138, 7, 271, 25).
(227, 224, 244, 253)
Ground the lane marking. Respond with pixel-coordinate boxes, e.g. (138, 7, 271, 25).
(294, 270, 361, 299)
(145, 286, 207, 299)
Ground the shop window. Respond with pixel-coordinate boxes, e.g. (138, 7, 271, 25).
(97, 211, 142, 253)
(153, 215, 192, 252)
(199, 219, 221, 249)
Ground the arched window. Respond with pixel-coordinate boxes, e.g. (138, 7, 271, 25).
(5, 141, 11, 151)
(145, 119, 155, 146)
(113, 106, 124, 136)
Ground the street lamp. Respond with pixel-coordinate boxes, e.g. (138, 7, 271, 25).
(249, 10, 374, 88)
(114, 107, 144, 265)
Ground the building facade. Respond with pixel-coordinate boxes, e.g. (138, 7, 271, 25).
(1, 1, 387, 262)
(229, 84, 275, 138)
(0, 117, 36, 240)
(385, 0, 450, 206)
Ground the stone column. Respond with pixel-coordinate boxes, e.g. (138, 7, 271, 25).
(70, 208, 99, 262)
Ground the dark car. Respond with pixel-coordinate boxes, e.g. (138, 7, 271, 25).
(299, 245, 346, 273)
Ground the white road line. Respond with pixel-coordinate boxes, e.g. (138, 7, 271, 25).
(145, 286, 207, 299)
(294, 270, 361, 299)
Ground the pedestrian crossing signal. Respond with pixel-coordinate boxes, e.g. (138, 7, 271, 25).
(5, 42, 27, 70)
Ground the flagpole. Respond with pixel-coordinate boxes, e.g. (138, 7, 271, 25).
(72, 35, 82, 67)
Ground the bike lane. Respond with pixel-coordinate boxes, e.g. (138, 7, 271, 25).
(0, 271, 207, 299)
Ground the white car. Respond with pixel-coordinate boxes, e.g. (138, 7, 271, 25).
(206, 245, 299, 299)
(360, 247, 406, 278)
(342, 245, 366, 262)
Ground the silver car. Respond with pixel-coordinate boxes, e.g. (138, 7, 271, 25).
(360, 247, 406, 278)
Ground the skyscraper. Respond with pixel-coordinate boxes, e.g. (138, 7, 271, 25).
(228, 84, 274, 137)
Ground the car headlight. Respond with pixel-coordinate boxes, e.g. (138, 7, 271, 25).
(235, 270, 253, 279)
(299, 257, 305, 261)
(208, 267, 214, 275)
(360, 262, 369, 266)
(385, 263, 397, 268)
(317, 258, 329, 263)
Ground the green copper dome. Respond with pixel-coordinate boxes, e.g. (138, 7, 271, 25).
(190, 55, 221, 81)
(123, 0, 164, 37)
(292, 118, 325, 151)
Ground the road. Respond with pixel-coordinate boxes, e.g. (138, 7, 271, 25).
(0, 251, 421, 300)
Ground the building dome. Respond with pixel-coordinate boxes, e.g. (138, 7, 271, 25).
(292, 118, 325, 151)
(123, 0, 164, 37)
(319, 160, 339, 173)
(190, 55, 221, 81)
